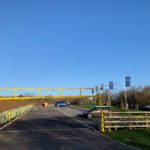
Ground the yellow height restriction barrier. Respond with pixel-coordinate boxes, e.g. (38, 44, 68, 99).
(0, 105, 33, 126)
(0, 87, 95, 99)
(100, 111, 105, 133)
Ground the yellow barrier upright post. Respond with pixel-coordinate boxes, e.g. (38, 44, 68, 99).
(37, 89, 41, 97)
(100, 111, 105, 133)
(59, 88, 62, 96)
(14, 89, 17, 98)
(8, 112, 11, 122)
(80, 89, 83, 96)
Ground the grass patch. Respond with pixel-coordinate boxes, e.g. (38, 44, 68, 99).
(111, 106, 129, 112)
(77, 104, 96, 109)
(104, 129, 150, 150)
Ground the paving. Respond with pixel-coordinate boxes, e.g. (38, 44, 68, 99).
(0, 106, 140, 150)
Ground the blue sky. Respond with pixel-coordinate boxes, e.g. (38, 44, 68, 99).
(0, 0, 150, 91)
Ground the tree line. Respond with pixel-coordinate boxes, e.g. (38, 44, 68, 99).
(112, 86, 150, 109)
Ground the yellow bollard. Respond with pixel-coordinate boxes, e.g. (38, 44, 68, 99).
(8, 112, 11, 122)
(100, 111, 105, 133)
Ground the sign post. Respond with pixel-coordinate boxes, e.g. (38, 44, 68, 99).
(100, 84, 104, 106)
(108, 81, 113, 107)
(125, 76, 131, 110)
(95, 86, 99, 105)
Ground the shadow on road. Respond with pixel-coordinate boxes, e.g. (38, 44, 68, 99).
(0, 107, 139, 150)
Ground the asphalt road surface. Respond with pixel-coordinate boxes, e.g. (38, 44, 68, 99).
(0, 106, 139, 150)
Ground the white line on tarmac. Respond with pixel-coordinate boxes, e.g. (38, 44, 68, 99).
(0, 128, 89, 133)
(56, 108, 91, 128)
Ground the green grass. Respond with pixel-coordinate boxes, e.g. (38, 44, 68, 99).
(104, 129, 150, 150)
(77, 104, 97, 109)
(111, 106, 129, 112)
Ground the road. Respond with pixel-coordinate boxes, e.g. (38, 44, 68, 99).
(0, 106, 139, 150)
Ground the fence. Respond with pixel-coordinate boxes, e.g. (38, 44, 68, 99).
(102, 111, 150, 131)
(0, 105, 33, 127)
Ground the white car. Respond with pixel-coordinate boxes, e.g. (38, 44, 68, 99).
(84, 106, 111, 118)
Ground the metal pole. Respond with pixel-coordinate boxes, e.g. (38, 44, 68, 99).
(14, 89, 17, 98)
(38, 89, 41, 97)
(125, 87, 128, 110)
(108, 90, 111, 107)
(100, 112, 105, 133)
(8, 112, 11, 122)
(99, 89, 102, 106)
(80, 89, 82, 96)
(59, 88, 62, 96)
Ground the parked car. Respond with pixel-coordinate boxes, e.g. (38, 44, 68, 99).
(141, 105, 150, 111)
(55, 102, 69, 107)
(83, 106, 111, 118)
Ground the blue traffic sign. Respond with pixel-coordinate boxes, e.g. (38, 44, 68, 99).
(109, 81, 113, 90)
(101, 84, 104, 91)
(95, 86, 98, 92)
(125, 76, 131, 87)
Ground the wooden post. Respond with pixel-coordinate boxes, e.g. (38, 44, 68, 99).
(129, 112, 132, 130)
(109, 112, 112, 132)
(145, 112, 148, 130)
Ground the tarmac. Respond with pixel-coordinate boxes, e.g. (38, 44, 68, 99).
(0, 106, 140, 150)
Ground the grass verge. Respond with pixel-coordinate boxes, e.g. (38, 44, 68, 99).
(76, 104, 96, 109)
(104, 129, 150, 150)
(111, 106, 130, 112)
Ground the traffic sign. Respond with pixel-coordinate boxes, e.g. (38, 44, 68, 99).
(101, 84, 104, 91)
(125, 76, 131, 87)
(92, 88, 94, 94)
(95, 86, 98, 92)
(109, 81, 113, 90)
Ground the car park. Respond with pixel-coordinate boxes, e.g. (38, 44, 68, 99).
(83, 106, 111, 118)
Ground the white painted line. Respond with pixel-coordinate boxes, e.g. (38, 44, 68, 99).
(0, 128, 88, 133)
(56, 108, 91, 129)
(0, 107, 33, 131)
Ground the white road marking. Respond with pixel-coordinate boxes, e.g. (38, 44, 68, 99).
(0, 128, 89, 133)
(56, 108, 91, 128)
